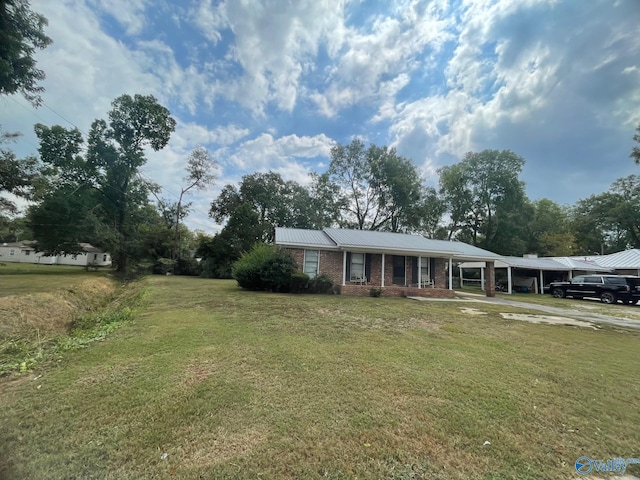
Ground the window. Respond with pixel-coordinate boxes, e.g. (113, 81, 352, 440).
(9, 249, 15, 256)
(24, 250, 30, 256)
(103, 254, 107, 262)
(420, 259, 429, 282)
(350, 253, 365, 281)
(94, 254, 98, 260)
(570, 276, 585, 284)
(584, 276, 603, 284)
(604, 276, 626, 285)
(303, 250, 319, 278)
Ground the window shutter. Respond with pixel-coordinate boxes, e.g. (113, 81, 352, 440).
(365, 253, 372, 281)
(411, 257, 418, 284)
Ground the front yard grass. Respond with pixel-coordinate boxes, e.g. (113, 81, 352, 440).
(1, 276, 639, 479)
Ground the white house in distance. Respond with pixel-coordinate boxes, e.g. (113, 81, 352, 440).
(0, 241, 112, 267)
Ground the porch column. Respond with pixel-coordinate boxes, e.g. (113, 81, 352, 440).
(459, 265, 463, 288)
(485, 261, 495, 297)
(342, 250, 346, 286)
(418, 255, 422, 288)
(448, 257, 453, 290)
(381, 253, 385, 287)
(568, 270, 573, 280)
(539, 270, 544, 295)
(480, 267, 485, 291)
(507, 266, 512, 294)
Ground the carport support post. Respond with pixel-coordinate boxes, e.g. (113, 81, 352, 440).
(418, 256, 421, 288)
(448, 257, 453, 290)
(481, 267, 485, 291)
(485, 261, 495, 297)
(381, 253, 385, 287)
(539, 270, 544, 295)
(507, 266, 512, 294)
(342, 251, 346, 286)
(459, 265, 463, 289)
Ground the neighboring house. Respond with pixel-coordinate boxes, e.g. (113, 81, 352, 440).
(0, 241, 112, 267)
(274, 227, 502, 297)
(459, 255, 611, 294)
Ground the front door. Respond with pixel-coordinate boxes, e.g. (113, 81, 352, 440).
(393, 255, 405, 285)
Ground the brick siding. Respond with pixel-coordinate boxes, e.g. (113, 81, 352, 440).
(285, 247, 455, 297)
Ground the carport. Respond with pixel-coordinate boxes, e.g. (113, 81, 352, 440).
(459, 255, 611, 295)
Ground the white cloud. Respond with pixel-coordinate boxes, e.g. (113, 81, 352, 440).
(88, 0, 151, 36)
(228, 133, 334, 172)
(312, 0, 454, 117)
(191, 0, 348, 114)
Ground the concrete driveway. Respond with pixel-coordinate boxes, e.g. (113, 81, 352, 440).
(409, 292, 640, 331)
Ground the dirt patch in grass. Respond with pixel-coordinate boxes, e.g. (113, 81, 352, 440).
(500, 312, 597, 329)
(74, 363, 139, 388)
(182, 359, 219, 387)
(176, 426, 267, 468)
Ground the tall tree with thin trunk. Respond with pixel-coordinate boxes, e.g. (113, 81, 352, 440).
(172, 146, 216, 270)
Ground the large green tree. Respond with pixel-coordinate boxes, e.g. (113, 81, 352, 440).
(327, 139, 427, 232)
(34, 94, 176, 273)
(438, 150, 528, 254)
(0, 0, 52, 106)
(571, 175, 640, 254)
(210, 171, 338, 242)
(525, 198, 576, 256)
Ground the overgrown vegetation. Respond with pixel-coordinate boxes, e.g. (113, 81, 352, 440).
(0, 267, 147, 375)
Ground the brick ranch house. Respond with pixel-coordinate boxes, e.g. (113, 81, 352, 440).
(275, 227, 502, 297)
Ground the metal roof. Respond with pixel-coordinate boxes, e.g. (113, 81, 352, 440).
(495, 256, 569, 271)
(275, 228, 337, 248)
(592, 249, 640, 269)
(275, 227, 501, 260)
(551, 257, 610, 272)
(462, 256, 611, 272)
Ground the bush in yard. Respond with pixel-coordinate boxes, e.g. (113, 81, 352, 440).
(309, 273, 334, 294)
(232, 244, 296, 292)
(290, 273, 310, 293)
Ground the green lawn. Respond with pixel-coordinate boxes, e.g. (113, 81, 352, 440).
(0, 263, 112, 297)
(1, 276, 639, 479)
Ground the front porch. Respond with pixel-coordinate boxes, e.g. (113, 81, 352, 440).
(341, 284, 457, 298)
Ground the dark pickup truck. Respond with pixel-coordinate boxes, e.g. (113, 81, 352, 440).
(548, 275, 640, 305)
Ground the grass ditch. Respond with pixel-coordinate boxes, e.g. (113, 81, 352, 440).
(0, 278, 148, 375)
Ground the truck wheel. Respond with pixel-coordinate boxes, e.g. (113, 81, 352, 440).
(552, 288, 565, 298)
(600, 292, 616, 304)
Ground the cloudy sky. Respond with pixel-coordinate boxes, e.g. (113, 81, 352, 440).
(2, 0, 639, 234)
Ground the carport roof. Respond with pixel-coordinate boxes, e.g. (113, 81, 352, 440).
(460, 256, 610, 272)
(591, 249, 640, 269)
